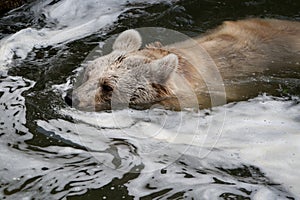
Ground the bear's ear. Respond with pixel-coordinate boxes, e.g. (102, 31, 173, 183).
(147, 54, 178, 83)
(113, 29, 142, 52)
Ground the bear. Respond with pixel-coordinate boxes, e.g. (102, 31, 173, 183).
(68, 18, 300, 111)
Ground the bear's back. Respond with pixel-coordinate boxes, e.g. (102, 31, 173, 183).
(197, 19, 300, 77)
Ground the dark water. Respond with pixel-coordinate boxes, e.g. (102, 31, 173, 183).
(0, 0, 300, 199)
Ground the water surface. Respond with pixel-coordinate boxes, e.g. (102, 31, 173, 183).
(0, 0, 300, 199)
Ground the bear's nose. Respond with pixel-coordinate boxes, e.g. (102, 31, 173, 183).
(65, 91, 80, 107)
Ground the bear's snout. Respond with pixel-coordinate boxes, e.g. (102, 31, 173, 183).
(65, 90, 80, 108)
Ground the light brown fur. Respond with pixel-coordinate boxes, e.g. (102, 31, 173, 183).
(71, 18, 300, 111)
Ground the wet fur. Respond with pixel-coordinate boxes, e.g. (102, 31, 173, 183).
(73, 18, 300, 111)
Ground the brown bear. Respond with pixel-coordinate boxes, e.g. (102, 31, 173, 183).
(69, 18, 300, 111)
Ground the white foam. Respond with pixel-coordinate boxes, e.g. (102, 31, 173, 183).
(0, 0, 172, 68)
(1, 0, 299, 198)
(118, 96, 300, 199)
(55, 95, 300, 198)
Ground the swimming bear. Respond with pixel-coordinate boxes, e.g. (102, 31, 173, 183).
(68, 18, 300, 111)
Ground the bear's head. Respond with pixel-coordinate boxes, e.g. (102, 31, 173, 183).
(70, 30, 179, 111)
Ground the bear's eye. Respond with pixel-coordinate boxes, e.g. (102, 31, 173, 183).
(102, 84, 113, 92)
